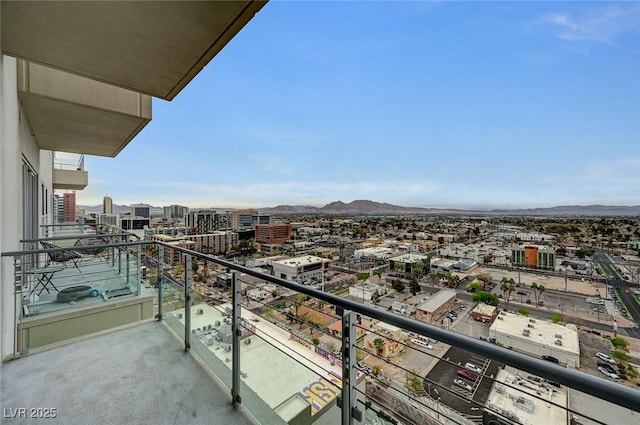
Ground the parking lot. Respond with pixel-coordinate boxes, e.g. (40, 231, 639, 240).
(423, 345, 500, 415)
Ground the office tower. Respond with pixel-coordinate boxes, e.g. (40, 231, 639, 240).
(103, 195, 113, 214)
(130, 203, 150, 218)
(164, 204, 189, 222)
(62, 192, 76, 223)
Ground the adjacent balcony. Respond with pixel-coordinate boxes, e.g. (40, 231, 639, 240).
(52, 153, 88, 190)
(2, 240, 640, 425)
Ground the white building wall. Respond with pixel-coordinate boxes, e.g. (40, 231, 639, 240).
(0, 55, 53, 360)
(3, 56, 45, 359)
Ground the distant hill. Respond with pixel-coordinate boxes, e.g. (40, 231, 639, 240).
(261, 200, 640, 217)
(78, 200, 640, 217)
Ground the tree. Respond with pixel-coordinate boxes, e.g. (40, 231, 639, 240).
(500, 277, 516, 311)
(404, 369, 423, 394)
(391, 280, 405, 292)
(292, 294, 306, 329)
(472, 291, 499, 306)
(446, 273, 460, 288)
(373, 338, 386, 356)
(530, 282, 545, 307)
(466, 281, 482, 293)
(476, 274, 492, 291)
(516, 307, 530, 316)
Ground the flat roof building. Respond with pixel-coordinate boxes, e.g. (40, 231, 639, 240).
(415, 289, 457, 324)
(485, 367, 568, 425)
(489, 311, 580, 367)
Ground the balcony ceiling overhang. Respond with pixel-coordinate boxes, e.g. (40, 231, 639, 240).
(18, 60, 152, 157)
(2, 1, 267, 101)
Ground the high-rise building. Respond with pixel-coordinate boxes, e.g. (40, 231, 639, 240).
(53, 194, 64, 224)
(163, 204, 189, 222)
(130, 203, 150, 218)
(186, 210, 220, 234)
(62, 192, 76, 223)
(103, 195, 113, 214)
(232, 210, 271, 230)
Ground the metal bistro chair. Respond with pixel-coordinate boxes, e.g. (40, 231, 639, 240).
(74, 237, 109, 263)
(40, 241, 82, 272)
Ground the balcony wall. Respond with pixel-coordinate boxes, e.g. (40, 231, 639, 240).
(52, 168, 88, 190)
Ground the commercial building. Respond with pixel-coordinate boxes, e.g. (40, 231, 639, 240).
(103, 195, 113, 214)
(415, 289, 457, 324)
(470, 303, 498, 324)
(388, 253, 430, 278)
(485, 367, 568, 425)
(164, 204, 189, 223)
(489, 311, 580, 367)
(272, 255, 330, 284)
(186, 231, 238, 255)
(232, 210, 270, 230)
(186, 210, 221, 234)
(130, 203, 150, 219)
(62, 192, 76, 223)
(511, 245, 555, 270)
(256, 224, 292, 244)
(97, 213, 119, 227)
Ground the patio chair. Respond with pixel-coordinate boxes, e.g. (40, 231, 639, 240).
(74, 237, 108, 262)
(41, 241, 82, 272)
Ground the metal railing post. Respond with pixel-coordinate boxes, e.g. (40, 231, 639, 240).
(156, 245, 163, 321)
(126, 248, 130, 284)
(340, 309, 361, 425)
(184, 253, 191, 352)
(231, 271, 242, 406)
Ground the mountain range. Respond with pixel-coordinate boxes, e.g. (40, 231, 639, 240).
(79, 200, 640, 217)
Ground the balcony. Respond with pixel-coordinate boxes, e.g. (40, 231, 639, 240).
(52, 153, 88, 190)
(2, 240, 640, 425)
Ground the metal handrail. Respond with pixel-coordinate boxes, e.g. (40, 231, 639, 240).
(153, 241, 640, 413)
(3, 239, 639, 413)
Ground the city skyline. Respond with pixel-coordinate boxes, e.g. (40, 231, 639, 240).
(73, 2, 638, 210)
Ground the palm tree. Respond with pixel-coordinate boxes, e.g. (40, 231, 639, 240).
(531, 282, 545, 307)
(446, 273, 460, 288)
(373, 338, 386, 356)
(292, 294, 306, 328)
(500, 277, 516, 311)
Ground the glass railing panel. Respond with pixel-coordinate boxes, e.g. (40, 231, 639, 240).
(19, 243, 139, 318)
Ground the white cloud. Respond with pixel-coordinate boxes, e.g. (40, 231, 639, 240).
(539, 4, 640, 46)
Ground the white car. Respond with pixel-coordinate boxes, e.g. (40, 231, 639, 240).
(598, 366, 619, 380)
(596, 352, 616, 364)
(453, 378, 473, 391)
(411, 338, 433, 349)
(465, 362, 482, 374)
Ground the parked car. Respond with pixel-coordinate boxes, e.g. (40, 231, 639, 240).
(453, 378, 473, 392)
(411, 338, 433, 350)
(526, 299, 532, 304)
(457, 369, 477, 382)
(598, 366, 619, 380)
(537, 300, 544, 305)
(596, 352, 616, 364)
(597, 362, 616, 373)
(465, 362, 483, 374)
(516, 291, 527, 296)
(542, 355, 559, 364)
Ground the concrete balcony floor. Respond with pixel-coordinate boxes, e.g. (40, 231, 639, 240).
(1, 321, 258, 425)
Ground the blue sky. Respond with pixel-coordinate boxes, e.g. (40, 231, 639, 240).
(78, 1, 639, 210)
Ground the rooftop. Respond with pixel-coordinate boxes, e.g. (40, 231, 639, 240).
(416, 289, 457, 313)
(486, 367, 567, 425)
(490, 312, 579, 355)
